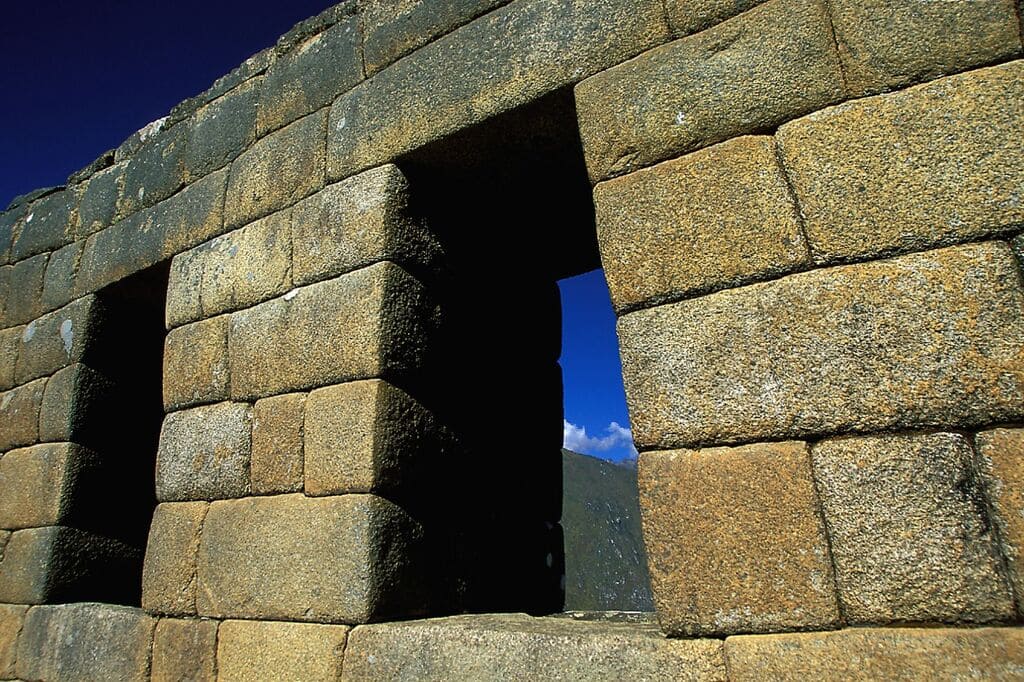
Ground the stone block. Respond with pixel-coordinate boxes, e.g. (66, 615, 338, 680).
(0, 378, 46, 452)
(162, 316, 230, 411)
(12, 188, 76, 261)
(0, 206, 25, 266)
(15, 603, 155, 682)
(3, 253, 48, 327)
(342, 614, 728, 681)
(291, 164, 442, 288)
(196, 493, 427, 623)
(16, 295, 101, 385)
(975, 427, 1024, 614)
(0, 604, 26, 678)
(168, 49, 273, 126)
(327, 0, 669, 181)
(257, 14, 362, 135)
(153, 167, 229, 259)
(725, 626, 1024, 681)
(0, 530, 7, 561)
(39, 363, 118, 446)
(120, 125, 186, 216)
(639, 442, 838, 637)
(829, 0, 1022, 97)
(575, 0, 843, 183)
(618, 241, 1024, 450)
(813, 432, 1014, 625)
(595, 135, 808, 311)
(41, 241, 83, 312)
(777, 61, 1024, 265)
(151, 618, 218, 682)
(77, 161, 125, 236)
(251, 392, 305, 494)
(360, 0, 508, 75)
(217, 619, 351, 682)
(142, 502, 209, 617)
(228, 261, 435, 400)
(156, 402, 252, 502)
(165, 252, 204, 330)
(184, 77, 260, 181)
(664, 0, 768, 37)
(224, 110, 326, 230)
(115, 116, 168, 164)
(0, 326, 20, 391)
(0, 443, 98, 530)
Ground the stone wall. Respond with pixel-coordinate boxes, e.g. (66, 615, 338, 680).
(1, 0, 1023, 679)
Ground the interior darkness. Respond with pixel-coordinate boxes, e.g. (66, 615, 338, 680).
(396, 87, 601, 615)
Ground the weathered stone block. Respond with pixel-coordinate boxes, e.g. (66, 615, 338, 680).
(162, 316, 230, 411)
(3, 253, 48, 327)
(156, 402, 252, 502)
(575, 0, 843, 183)
(975, 427, 1024, 614)
(142, 502, 209, 617)
(184, 77, 260, 181)
(229, 261, 435, 400)
(777, 61, 1024, 265)
(168, 49, 273, 126)
(291, 164, 442, 288)
(639, 442, 838, 637)
(77, 161, 125, 236)
(0, 206, 25, 266)
(224, 110, 326, 230)
(813, 432, 1014, 625)
(595, 135, 808, 311)
(217, 619, 350, 682)
(0, 443, 97, 530)
(328, 0, 669, 180)
(153, 167, 229, 259)
(258, 14, 362, 135)
(619, 241, 1024, 450)
(15, 603, 155, 682)
(829, 0, 1022, 97)
(39, 363, 117, 446)
(120, 125, 186, 216)
(196, 493, 427, 623)
(16, 295, 100, 385)
(0, 604, 27, 679)
(251, 392, 305, 494)
(151, 618, 218, 682)
(725, 626, 1024, 681)
(0, 378, 46, 452)
(12, 188, 76, 261)
(115, 116, 168, 164)
(41, 240, 83, 312)
(342, 614, 728, 681)
(0, 326, 20, 391)
(664, 0, 768, 37)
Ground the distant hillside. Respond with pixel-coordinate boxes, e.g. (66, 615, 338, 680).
(562, 449, 654, 612)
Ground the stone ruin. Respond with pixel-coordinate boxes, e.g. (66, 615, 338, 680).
(1, 0, 1023, 679)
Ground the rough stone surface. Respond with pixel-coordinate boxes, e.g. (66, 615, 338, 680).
(0, 604, 27, 679)
(224, 110, 326, 230)
(39, 363, 118, 446)
(328, 0, 669, 181)
(217, 619, 350, 682)
(0, 326, 18, 391)
(184, 77, 260, 181)
(777, 61, 1024, 264)
(976, 427, 1024, 614)
(120, 125, 186, 216)
(115, 116, 168, 164)
(725, 626, 1024, 681)
(12, 189, 76, 261)
(15, 294, 100, 386)
(0, 205, 25, 266)
(77, 161, 125, 237)
(142, 502, 209, 617)
(595, 135, 808, 311)
(258, 14, 362, 135)
(830, 0, 1022, 97)
(575, 0, 843, 183)
(151, 618, 218, 682)
(41, 241, 84, 313)
(67, 148, 114, 187)
(229, 261, 435, 400)
(4, 253, 48, 327)
(664, 0, 768, 37)
(251, 392, 305, 494)
(639, 442, 838, 637)
(167, 48, 273, 126)
(813, 432, 1015, 625)
(291, 164, 442, 288)
(0, 378, 46, 452)
(0, 530, 8, 561)
(342, 613, 728, 681)
(619, 241, 1024, 450)
(156, 402, 252, 502)
(162, 316, 230, 411)
(0, 443, 97, 530)
(15, 603, 155, 682)
(196, 493, 427, 623)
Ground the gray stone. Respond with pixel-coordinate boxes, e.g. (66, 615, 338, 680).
(167, 48, 274, 127)
(251, 392, 305, 495)
(217, 619, 351, 682)
(162, 316, 230, 411)
(41, 241, 84, 313)
(16, 295, 101, 386)
(114, 116, 168, 164)
(3, 253, 48, 327)
(0, 604, 27, 679)
(77, 161, 125, 237)
(39, 363, 119, 448)
(151, 618, 218, 682)
(6, 186, 61, 212)
(120, 124, 186, 216)
(0, 443, 98, 530)
(11, 188, 76, 261)
(67, 148, 115, 186)
(0, 326, 20, 391)
(156, 402, 252, 502)
(142, 502, 209, 616)
(0, 205, 25, 266)
(975, 427, 1024, 616)
(184, 77, 260, 181)
(0, 378, 46, 452)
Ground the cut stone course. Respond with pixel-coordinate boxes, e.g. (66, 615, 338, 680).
(15, 295, 101, 385)
(142, 502, 209, 617)
(156, 402, 252, 501)
(812, 432, 1015, 625)
(217, 619, 350, 682)
(975, 427, 1024, 613)
(184, 76, 260, 181)
(0, 443, 98, 530)
(12, 188, 76, 261)
(619, 241, 1024, 450)
(77, 161, 125, 236)
(0, 378, 47, 452)
(0, 604, 27, 679)
(41, 241, 84, 313)
(575, 0, 844, 183)
(151, 618, 218, 682)
(3, 253, 48, 327)
(777, 61, 1024, 264)
(251, 392, 305, 494)
(162, 316, 230, 411)
(120, 125, 186, 216)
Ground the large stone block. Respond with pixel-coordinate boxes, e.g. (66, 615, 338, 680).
(15, 603, 155, 682)
(11, 188, 76, 261)
(228, 261, 435, 400)
(162, 316, 230, 411)
(39, 363, 118, 446)
(184, 77, 260, 181)
(0, 205, 25, 266)
(595, 135, 808, 311)
(151, 618, 218, 682)
(142, 502, 209, 617)
(829, 0, 1022, 97)
(77, 161, 125, 236)
(196, 493, 427, 623)
(0, 443, 98, 530)
(725, 626, 1024, 681)
(664, 0, 768, 37)
(0, 604, 27, 679)
(619, 241, 1024, 450)
(327, 0, 669, 181)
(156, 402, 252, 502)
(0, 378, 46, 452)
(812, 432, 1014, 625)
(15, 295, 101, 385)
(217, 619, 351, 682)
(639, 442, 838, 637)
(120, 125, 186, 216)
(224, 110, 327, 230)
(575, 0, 843, 183)
(0, 326, 21, 391)
(975, 427, 1024, 614)
(41, 241, 84, 313)
(342, 614, 728, 681)
(3, 253, 48, 327)
(777, 61, 1024, 264)
(251, 392, 305, 494)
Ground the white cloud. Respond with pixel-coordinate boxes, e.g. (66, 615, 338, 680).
(563, 419, 638, 459)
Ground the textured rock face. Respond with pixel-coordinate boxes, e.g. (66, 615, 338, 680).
(150, 618, 218, 682)
(251, 392, 306, 494)
(217, 619, 350, 682)
(0, 378, 46, 452)
(0, 604, 27, 679)
(0, 443, 97, 530)
(183, 77, 260, 181)
(3, 254, 48, 327)
(142, 502, 209, 616)
(975, 427, 1024, 614)
(156, 402, 252, 502)
(162, 316, 230, 411)
(16, 294, 101, 385)
(811, 432, 1015, 625)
